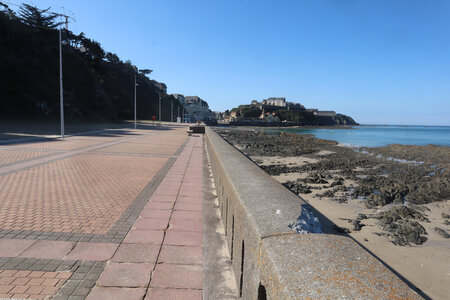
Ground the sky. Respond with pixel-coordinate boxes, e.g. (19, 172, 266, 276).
(6, 0, 450, 125)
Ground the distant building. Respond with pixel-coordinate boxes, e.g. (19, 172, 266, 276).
(183, 96, 215, 122)
(306, 108, 319, 115)
(213, 111, 223, 120)
(172, 94, 185, 105)
(316, 111, 336, 117)
(262, 97, 286, 107)
(250, 98, 304, 110)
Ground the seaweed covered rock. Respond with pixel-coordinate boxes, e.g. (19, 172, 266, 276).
(377, 206, 428, 245)
(282, 181, 312, 194)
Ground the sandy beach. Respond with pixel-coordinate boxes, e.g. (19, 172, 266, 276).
(216, 127, 450, 299)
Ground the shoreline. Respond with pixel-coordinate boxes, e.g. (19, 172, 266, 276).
(214, 127, 450, 300)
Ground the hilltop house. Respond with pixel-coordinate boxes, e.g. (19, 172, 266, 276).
(250, 98, 305, 110)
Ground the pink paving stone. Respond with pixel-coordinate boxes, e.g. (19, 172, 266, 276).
(150, 264, 202, 289)
(169, 219, 202, 232)
(112, 243, 160, 263)
(166, 171, 186, 175)
(123, 229, 164, 244)
(157, 184, 181, 191)
(86, 287, 146, 300)
(179, 185, 202, 192)
(172, 211, 202, 221)
(97, 262, 152, 287)
(133, 218, 169, 230)
(176, 196, 202, 203)
(66, 242, 119, 261)
(145, 202, 173, 210)
(159, 245, 202, 265)
(174, 202, 202, 212)
(0, 239, 35, 257)
(178, 189, 202, 196)
(165, 231, 202, 246)
(154, 189, 179, 196)
(163, 174, 184, 180)
(178, 191, 203, 198)
(19, 240, 75, 259)
(146, 288, 202, 300)
(149, 195, 177, 203)
(140, 209, 172, 219)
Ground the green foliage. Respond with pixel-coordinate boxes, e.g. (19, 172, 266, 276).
(0, 4, 182, 122)
(277, 110, 314, 122)
(17, 4, 61, 29)
(240, 106, 262, 119)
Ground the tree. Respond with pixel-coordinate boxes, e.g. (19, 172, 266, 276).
(81, 38, 105, 60)
(106, 52, 121, 64)
(18, 4, 61, 29)
(0, 2, 16, 19)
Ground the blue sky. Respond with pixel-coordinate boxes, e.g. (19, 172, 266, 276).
(7, 0, 450, 125)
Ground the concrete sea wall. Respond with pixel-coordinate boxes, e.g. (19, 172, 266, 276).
(204, 127, 422, 299)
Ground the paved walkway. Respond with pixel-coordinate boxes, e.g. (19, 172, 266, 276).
(0, 125, 204, 299)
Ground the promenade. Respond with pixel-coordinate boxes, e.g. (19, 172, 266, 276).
(0, 124, 205, 299)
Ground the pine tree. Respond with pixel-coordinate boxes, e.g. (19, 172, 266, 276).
(18, 4, 61, 29)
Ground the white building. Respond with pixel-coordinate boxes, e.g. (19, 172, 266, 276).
(261, 97, 286, 107)
(183, 96, 215, 122)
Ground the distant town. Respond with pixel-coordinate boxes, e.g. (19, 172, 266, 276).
(169, 93, 357, 126)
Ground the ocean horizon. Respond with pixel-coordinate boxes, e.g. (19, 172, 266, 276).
(261, 125, 450, 147)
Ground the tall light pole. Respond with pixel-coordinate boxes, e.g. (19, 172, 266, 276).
(59, 27, 64, 139)
(134, 68, 152, 128)
(158, 91, 161, 126)
(171, 101, 173, 122)
(55, 14, 71, 139)
(134, 74, 137, 129)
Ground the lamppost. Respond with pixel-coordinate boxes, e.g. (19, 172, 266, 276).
(59, 27, 64, 138)
(134, 74, 137, 129)
(158, 91, 161, 126)
(133, 68, 152, 129)
(171, 100, 173, 122)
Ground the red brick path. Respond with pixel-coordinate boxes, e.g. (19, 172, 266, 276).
(0, 125, 205, 299)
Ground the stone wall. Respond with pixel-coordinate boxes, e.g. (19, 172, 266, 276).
(204, 127, 422, 299)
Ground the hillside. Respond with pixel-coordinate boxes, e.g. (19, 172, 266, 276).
(228, 104, 358, 126)
(0, 3, 182, 122)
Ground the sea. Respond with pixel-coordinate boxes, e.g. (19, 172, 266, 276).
(260, 125, 450, 147)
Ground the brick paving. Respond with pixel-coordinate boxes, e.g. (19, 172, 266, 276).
(0, 150, 50, 168)
(0, 125, 204, 299)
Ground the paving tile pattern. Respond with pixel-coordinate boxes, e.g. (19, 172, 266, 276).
(0, 257, 105, 299)
(0, 129, 188, 243)
(0, 126, 203, 299)
(3, 139, 102, 151)
(0, 150, 50, 167)
(0, 154, 167, 234)
(87, 134, 204, 299)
